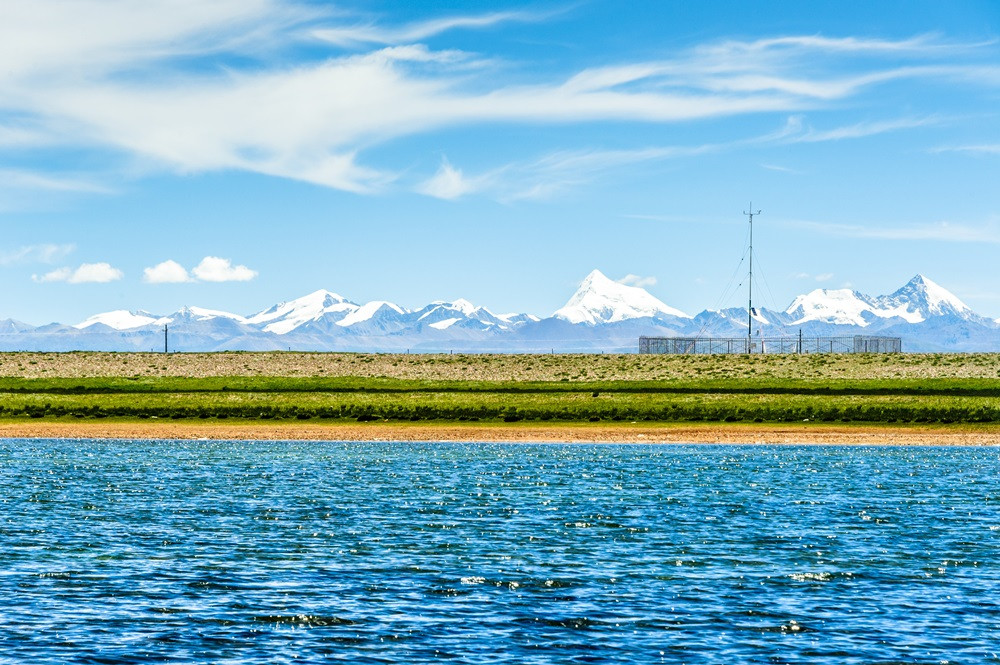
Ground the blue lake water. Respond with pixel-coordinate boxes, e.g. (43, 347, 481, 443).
(1, 439, 999, 664)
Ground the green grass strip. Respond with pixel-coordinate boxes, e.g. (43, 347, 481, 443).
(2, 376, 1000, 397)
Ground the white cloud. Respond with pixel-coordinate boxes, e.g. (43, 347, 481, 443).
(143, 259, 191, 283)
(617, 274, 657, 288)
(0, 243, 74, 265)
(313, 10, 544, 47)
(794, 271, 834, 282)
(142, 257, 258, 283)
(0, 3, 995, 194)
(422, 112, 939, 202)
(33, 262, 123, 283)
(791, 116, 941, 142)
(69, 262, 123, 283)
(931, 144, 1000, 155)
(0, 169, 111, 193)
(191, 256, 257, 282)
(32, 267, 72, 283)
(786, 218, 1000, 244)
(418, 159, 481, 199)
(760, 163, 800, 173)
(423, 147, 693, 201)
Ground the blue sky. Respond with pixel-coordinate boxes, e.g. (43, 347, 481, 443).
(2, 0, 999, 324)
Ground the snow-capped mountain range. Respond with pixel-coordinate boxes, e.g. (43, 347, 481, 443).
(1, 270, 997, 352)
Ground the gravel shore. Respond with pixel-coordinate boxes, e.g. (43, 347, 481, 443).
(2, 420, 997, 445)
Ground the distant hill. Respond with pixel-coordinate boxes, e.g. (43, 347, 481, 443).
(1, 271, 997, 352)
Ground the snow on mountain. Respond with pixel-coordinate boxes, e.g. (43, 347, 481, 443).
(875, 274, 974, 321)
(74, 310, 169, 330)
(429, 317, 461, 330)
(417, 301, 477, 324)
(430, 298, 477, 317)
(169, 306, 249, 324)
(498, 313, 540, 324)
(553, 269, 690, 325)
(337, 301, 407, 331)
(786, 289, 873, 326)
(784, 289, 918, 326)
(413, 299, 521, 332)
(786, 275, 973, 327)
(9, 271, 998, 352)
(246, 289, 357, 335)
(0, 319, 35, 334)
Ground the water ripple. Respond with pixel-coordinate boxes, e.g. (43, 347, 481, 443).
(1, 439, 998, 664)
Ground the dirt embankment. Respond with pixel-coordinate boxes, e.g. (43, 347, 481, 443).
(2, 420, 997, 445)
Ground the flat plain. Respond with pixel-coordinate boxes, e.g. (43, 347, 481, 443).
(1, 351, 999, 442)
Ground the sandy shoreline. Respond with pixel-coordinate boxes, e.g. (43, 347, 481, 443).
(1, 419, 998, 445)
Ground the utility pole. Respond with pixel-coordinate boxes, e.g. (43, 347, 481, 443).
(744, 203, 761, 352)
(163, 324, 168, 354)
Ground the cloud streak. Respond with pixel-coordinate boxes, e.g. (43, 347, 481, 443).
(617, 274, 657, 288)
(313, 10, 546, 47)
(0, 2, 996, 194)
(786, 218, 1000, 244)
(33, 262, 123, 283)
(931, 144, 1000, 155)
(0, 243, 74, 265)
(422, 112, 932, 201)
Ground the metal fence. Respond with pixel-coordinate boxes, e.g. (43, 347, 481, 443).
(638, 335, 902, 355)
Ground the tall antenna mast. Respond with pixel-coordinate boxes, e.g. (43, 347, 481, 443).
(743, 203, 761, 349)
(163, 324, 168, 354)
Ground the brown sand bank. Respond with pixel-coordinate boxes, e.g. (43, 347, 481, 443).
(1, 420, 998, 445)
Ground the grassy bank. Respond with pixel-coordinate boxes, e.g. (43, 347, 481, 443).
(3, 388, 1000, 423)
(1, 352, 999, 425)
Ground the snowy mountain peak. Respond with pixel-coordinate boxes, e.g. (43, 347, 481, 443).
(554, 269, 690, 325)
(246, 288, 358, 334)
(170, 306, 249, 324)
(785, 288, 879, 326)
(424, 298, 478, 318)
(786, 275, 974, 326)
(337, 301, 407, 328)
(887, 274, 972, 317)
(449, 298, 476, 314)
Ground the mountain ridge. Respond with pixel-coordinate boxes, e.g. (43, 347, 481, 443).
(2, 270, 996, 352)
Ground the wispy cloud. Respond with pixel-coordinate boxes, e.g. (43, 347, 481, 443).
(312, 10, 547, 47)
(930, 144, 1000, 155)
(760, 163, 801, 173)
(617, 274, 657, 288)
(33, 262, 123, 283)
(0, 2, 996, 194)
(784, 115, 942, 142)
(794, 271, 834, 282)
(423, 111, 932, 201)
(420, 146, 706, 201)
(698, 34, 943, 58)
(786, 218, 1000, 244)
(619, 213, 694, 223)
(0, 169, 111, 193)
(0, 243, 74, 265)
(417, 159, 481, 200)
